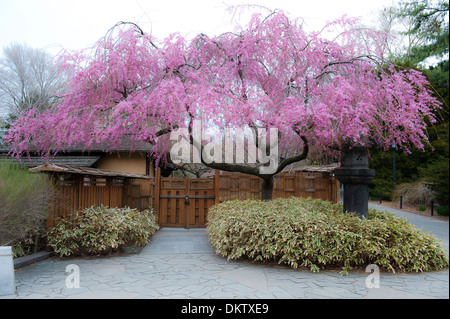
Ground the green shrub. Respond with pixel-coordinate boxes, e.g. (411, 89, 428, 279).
(47, 205, 159, 257)
(370, 178, 395, 201)
(436, 205, 449, 216)
(421, 155, 449, 206)
(207, 197, 449, 273)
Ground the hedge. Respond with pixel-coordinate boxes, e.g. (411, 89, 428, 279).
(47, 205, 159, 257)
(207, 197, 449, 273)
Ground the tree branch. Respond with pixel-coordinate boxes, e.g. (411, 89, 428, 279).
(146, 125, 178, 145)
(272, 135, 308, 175)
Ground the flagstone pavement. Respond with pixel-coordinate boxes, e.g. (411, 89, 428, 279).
(4, 204, 449, 299)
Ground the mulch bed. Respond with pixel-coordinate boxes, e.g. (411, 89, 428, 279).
(369, 200, 449, 221)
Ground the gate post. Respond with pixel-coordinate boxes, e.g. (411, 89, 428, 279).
(294, 173, 301, 198)
(154, 168, 161, 224)
(215, 169, 220, 205)
(185, 176, 190, 229)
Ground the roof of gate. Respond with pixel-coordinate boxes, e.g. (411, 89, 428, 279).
(29, 163, 150, 179)
(287, 164, 340, 173)
(1, 155, 102, 167)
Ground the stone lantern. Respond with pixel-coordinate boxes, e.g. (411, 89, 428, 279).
(334, 149, 375, 219)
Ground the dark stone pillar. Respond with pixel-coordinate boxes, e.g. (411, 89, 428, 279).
(334, 149, 375, 219)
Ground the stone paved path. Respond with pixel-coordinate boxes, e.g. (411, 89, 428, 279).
(7, 226, 449, 299)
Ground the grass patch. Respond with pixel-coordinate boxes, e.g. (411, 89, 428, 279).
(436, 205, 449, 216)
(207, 197, 449, 273)
(0, 160, 51, 257)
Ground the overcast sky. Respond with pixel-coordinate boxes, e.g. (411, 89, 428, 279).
(0, 0, 396, 56)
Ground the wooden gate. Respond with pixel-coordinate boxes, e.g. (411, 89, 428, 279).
(128, 168, 338, 228)
(157, 170, 218, 228)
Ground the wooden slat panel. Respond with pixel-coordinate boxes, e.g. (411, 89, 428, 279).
(198, 192, 205, 225)
(46, 167, 338, 232)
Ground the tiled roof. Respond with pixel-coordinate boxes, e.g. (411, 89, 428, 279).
(29, 163, 150, 179)
(290, 164, 340, 173)
(0, 133, 153, 152)
(0, 155, 102, 167)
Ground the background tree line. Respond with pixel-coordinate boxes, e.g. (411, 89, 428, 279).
(368, 0, 448, 215)
(0, 43, 67, 129)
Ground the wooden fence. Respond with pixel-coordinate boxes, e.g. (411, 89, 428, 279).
(219, 169, 340, 203)
(46, 166, 339, 230)
(48, 174, 125, 229)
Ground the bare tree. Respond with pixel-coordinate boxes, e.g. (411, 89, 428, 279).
(375, 2, 445, 62)
(0, 43, 67, 117)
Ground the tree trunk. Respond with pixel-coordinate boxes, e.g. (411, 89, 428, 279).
(261, 177, 274, 201)
(195, 135, 308, 202)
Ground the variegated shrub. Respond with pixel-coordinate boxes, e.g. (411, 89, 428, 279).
(48, 205, 159, 257)
(207, 198, 448, 273)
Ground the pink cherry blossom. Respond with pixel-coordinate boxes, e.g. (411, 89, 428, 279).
(4, 11, 441, 167)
